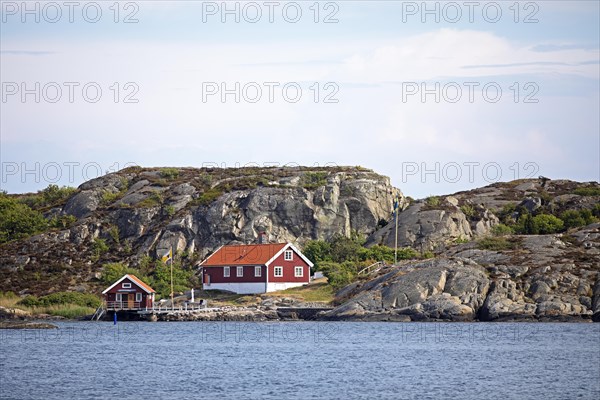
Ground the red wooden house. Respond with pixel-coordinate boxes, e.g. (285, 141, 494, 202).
(199, 242, 314, 294)
(102, 274, 156, 310)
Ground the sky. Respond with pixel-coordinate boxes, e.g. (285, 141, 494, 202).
(1, 0, 599, 198)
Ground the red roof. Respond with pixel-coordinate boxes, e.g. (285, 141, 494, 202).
(128, 274, 156, 293)
(201, 243, 287, 266)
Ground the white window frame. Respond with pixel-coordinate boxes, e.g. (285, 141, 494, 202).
(122, 283, 131, 289)
(223, 266, 230, 277)
(274, 266, 283, 277)
(294, 266, 303, 277)
(255, 266, 262, 277)
(136, 292, 142, 302)
(237, 266, 244, 277)
(116, 293, 122, 302)
(284, 250, 293, 261)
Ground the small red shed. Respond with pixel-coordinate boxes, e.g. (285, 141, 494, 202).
(102, 274, 156, 310)
(199, 242, 314, 294)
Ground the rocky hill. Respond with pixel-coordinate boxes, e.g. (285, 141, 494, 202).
(323, 224, 600, 322)
(0, 166, 401, 295)
(0, 166, 598, 324)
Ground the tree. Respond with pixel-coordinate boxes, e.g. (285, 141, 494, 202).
(0, 193, 48, 243)
(302, 240, 332, 270)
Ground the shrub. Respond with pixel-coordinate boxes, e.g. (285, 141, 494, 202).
(164, 205, 176, 216)
(0, 193, 48, 243)
(561, 209, 597, 229)
(108, 225, 120, 244)
(319, 261, 357, 290)
(40, 185, 77, 206)
(91, 238, 109, 260)
(574, 187, 600, 196)
(425, 196, 440, 207)
(49, 214, 77, 229)
(160, 168, 180, 180)
(101, 262, 144, 285)
(137, 191, 164, 208)
(302, 172, 328, 189)
(533, 214, 564, 234)
(492, 223, 514, 236)
(303, 240, 332, 270)
(18, 291, 101, 308)
(460, 204, 476, 219)
(196, 188, 223, 206)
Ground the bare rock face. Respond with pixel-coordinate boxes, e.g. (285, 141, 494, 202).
(323, 258, 490, 321)
(367, 201, 474, 251)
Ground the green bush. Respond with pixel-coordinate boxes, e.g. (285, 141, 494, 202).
(319, 261, 357, 290)
(49, 214, 77, 229)
(561, 209, 597, 229)
(0, 193, 48, 243)
(92, 238, 109, 260)
(108, 225, 120, 244)
(460, 204, 476, 219)
(196, 188, 223, 206)
(425, 196, 440, 207)
(574, 187, 600, 196)
(137, 191, 164, 208)
(302, 172, 328, 189)
(533, 214, 564, 234)
(160, 168, 180, 180)
(18, 291, 101, 308)
(492, 223, 514, 236)
(303, 240, 332, 270)
(101, 262, 145, 285)
(164, 205, 176, 216)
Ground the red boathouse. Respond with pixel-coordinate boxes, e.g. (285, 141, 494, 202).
(102, 274, 156, 310)
(199, 242, 314, 294)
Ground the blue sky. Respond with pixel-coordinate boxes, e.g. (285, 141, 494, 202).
(1, 1, 599, 198)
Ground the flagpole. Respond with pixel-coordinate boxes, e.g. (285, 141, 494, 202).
(394, 208, 398, 264)
(394, 196, 399, 265)
(170, 247, 174, 310)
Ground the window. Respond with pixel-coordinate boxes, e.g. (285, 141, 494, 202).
(223, 266, 230, 277)
(237, 266, 244, 277)
(284, 250, 293, 261)
(122, 283, 131, 289)
(274, 266, 283, 277)
(294, 266, 303, 277)
(116, 293, 122, 302)
(136, 293, 142, 302)
(255, 266, 262, 277)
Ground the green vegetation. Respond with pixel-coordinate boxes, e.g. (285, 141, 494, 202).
(573, 187, 600, 196)
(301, 172, 328, 189)
(164, 205, 176, 216)
(425, 196, 440, 207)
(515, 213, 564, 234)
(560, 209, 597, 229)
(303, 233, 423, 290)
(137, 190, 164, 208)
(460, 204, 476, 219)
(19, 291, 101, 308)
(101, 262, 143, 285)
(18, 185, 77, 210)
(101, 259, 198, 299)
(491, 223, 514, 236)
(0, 192, 48, 243)
(48, 214, 77, 229)
(108, 225, 120, 244)
(195, 187, 224, 206)
(160, 168, 180, 180)
(477, 237, 520, 251)
(91, 238, 109, 260)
